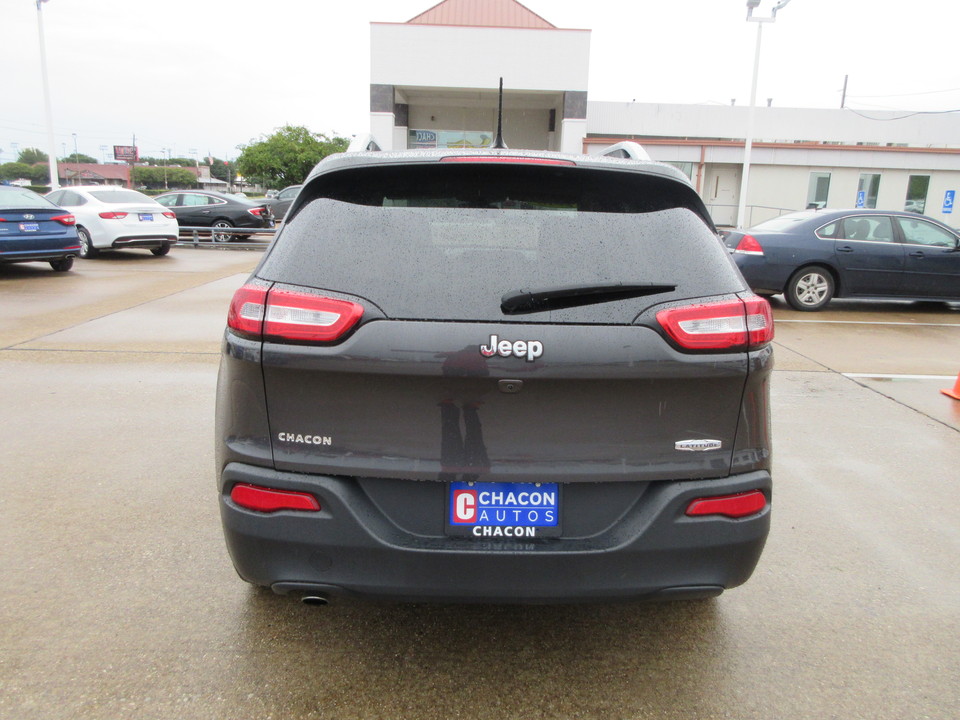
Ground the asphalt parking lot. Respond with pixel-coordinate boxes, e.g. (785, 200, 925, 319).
(2, 247, 958, 720)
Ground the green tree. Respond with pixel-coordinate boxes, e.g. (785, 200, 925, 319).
(140, 156, 195, 167)
(236, 126, 349, 189)
(0, 162, 34, 181)
(60, 153, 97, 164)
(208, 158, 232, 182)
(18, 148, 48, 164)
(131, 166, 198, 189)
(28, 164, 50, 184)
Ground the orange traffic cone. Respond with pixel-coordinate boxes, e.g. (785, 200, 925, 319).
(942, 372, 960, 401)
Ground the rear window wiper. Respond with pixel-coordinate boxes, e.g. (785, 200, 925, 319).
(501, 283, 677, 315)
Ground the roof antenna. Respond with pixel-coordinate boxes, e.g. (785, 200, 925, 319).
(492, 77, 508, 149)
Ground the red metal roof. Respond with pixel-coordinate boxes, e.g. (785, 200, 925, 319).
(408, 0, 556, 29)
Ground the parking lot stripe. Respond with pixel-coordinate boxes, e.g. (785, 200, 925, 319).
(843, 373, 956, 381)
(777, 320, 960, 328)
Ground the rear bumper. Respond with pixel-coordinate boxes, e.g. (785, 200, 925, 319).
(112, 235, 177, 249)
(0, 248, 77, 264)
(219, 462, 771, 603)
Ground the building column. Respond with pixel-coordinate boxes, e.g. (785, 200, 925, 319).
(370, 84, 396, 151)
(559, 91, 587, 155)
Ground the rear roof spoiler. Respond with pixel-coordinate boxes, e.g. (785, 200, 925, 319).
(347, 134, 382, 153)
(599, 141, 651, 161)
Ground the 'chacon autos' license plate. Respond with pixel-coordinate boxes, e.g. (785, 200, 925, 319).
(139, 213, 154, 222)
(446, 481, 560, 538)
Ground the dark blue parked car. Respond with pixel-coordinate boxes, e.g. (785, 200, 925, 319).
(724, 209, 960, 310)
(0, 186, 80, 271)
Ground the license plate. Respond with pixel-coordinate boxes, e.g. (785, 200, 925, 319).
(19, 222, 40, 232)
(446, 481, 560, 538)
(139, 213, 153, 222)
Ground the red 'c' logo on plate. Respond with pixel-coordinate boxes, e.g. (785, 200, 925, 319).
(452, 489, 477, 523)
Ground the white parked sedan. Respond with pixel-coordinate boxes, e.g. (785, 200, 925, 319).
(46, 186, 179, 258)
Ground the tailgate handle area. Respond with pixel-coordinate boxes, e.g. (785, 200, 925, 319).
(498, 379, 523, 394)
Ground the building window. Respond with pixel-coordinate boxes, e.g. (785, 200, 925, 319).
(408, 129, 493, 149)
(904, 175, 930, 214)
(857, 173, 880, 208)
(807, 172, 831, 209)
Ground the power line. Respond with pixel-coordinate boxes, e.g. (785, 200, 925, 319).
(847, 86, 960, 99)
(845, 107, 960, 121)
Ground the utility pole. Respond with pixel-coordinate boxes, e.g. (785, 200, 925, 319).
(841, 75, 848, 109)
(737, 0, 793, 229)
(36, 0, 59, 190)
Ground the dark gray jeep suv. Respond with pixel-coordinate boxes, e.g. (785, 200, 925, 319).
(215, 146, 774, 603)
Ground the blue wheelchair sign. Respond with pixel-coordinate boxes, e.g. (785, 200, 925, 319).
(856, 191, 866, 208)
(943, 190, 955, 214)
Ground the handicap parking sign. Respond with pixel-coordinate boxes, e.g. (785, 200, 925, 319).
(856, 191, 865, 208)
(943, 190, 955, 214)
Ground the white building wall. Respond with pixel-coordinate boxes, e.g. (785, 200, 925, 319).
(588, 102, 960, 148)
(370, 113, 396, 151)
(371, 24, 590, 91)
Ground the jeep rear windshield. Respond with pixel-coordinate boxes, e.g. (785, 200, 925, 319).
(259, 164, 744, 324)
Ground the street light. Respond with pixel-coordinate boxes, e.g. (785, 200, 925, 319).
(35, 0, 59, 190)
(72, 132, 79, 185)
(162, 148, 169, 189)
(736, 0, 793, 229)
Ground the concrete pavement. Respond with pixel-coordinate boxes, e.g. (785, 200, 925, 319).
(1, 248, 958, 719)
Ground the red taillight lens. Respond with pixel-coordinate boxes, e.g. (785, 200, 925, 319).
(656, 296, 773, 351)
(742, 295, 774, 347)
(685, 490, 767, 518)
(248, 207, 265, 217)
(440, 156, 576, 166)
(162, 211, 176, 219)
(230, 483, 321, 513)
(98, 211, 128, 219)
(227, 283, 364, 343)
(227, 284, 268, 338)
(264, 288, 363, 342)
(734, 234, 764, 255)
(51, 214, 76, 226)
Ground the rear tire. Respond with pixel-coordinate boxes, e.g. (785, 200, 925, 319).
(77, 227, 98, 258)
(151, 243, 171, 256)
(785, 265, 834, 311)
(211, 220, 235, 243)
(50, 257, 74, 272)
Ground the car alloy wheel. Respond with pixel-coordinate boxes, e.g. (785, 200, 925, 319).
(212, 220, 234, 243)
(77, 227, 98, 258)
(787, 266, 834, 311)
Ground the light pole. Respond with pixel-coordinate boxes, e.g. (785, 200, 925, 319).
(35, 0, 60, 190)
(72, 132, 79, 184)
(736, 0, 792, 229)
(162, 148, 169, 189)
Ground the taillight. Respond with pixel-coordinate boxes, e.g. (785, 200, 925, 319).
(98, 211, 128, 219)
(440, 156, 576, 166)
(162, 211, 176, 219)
(742, 295, 774, 347)
(227, 283, 364, 343)
(685, 490, 767, 518)
(734, 234, 764, 255)
(264, 288, 363, 342)
(248, 207, 266, 217)
(51, 214, 76, 226)
(656, 296, 773, 351)
(227, 284, 268, 338)
(230, 483, 321, 513)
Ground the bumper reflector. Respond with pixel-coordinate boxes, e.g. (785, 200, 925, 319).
(230, 483, 321, 513)
(685, 490, 767, 519)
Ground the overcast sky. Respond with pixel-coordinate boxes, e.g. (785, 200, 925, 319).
(3, 0, 959, 163)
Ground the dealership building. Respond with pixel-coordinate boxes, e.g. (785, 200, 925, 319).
(369, 0, 960, 227)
